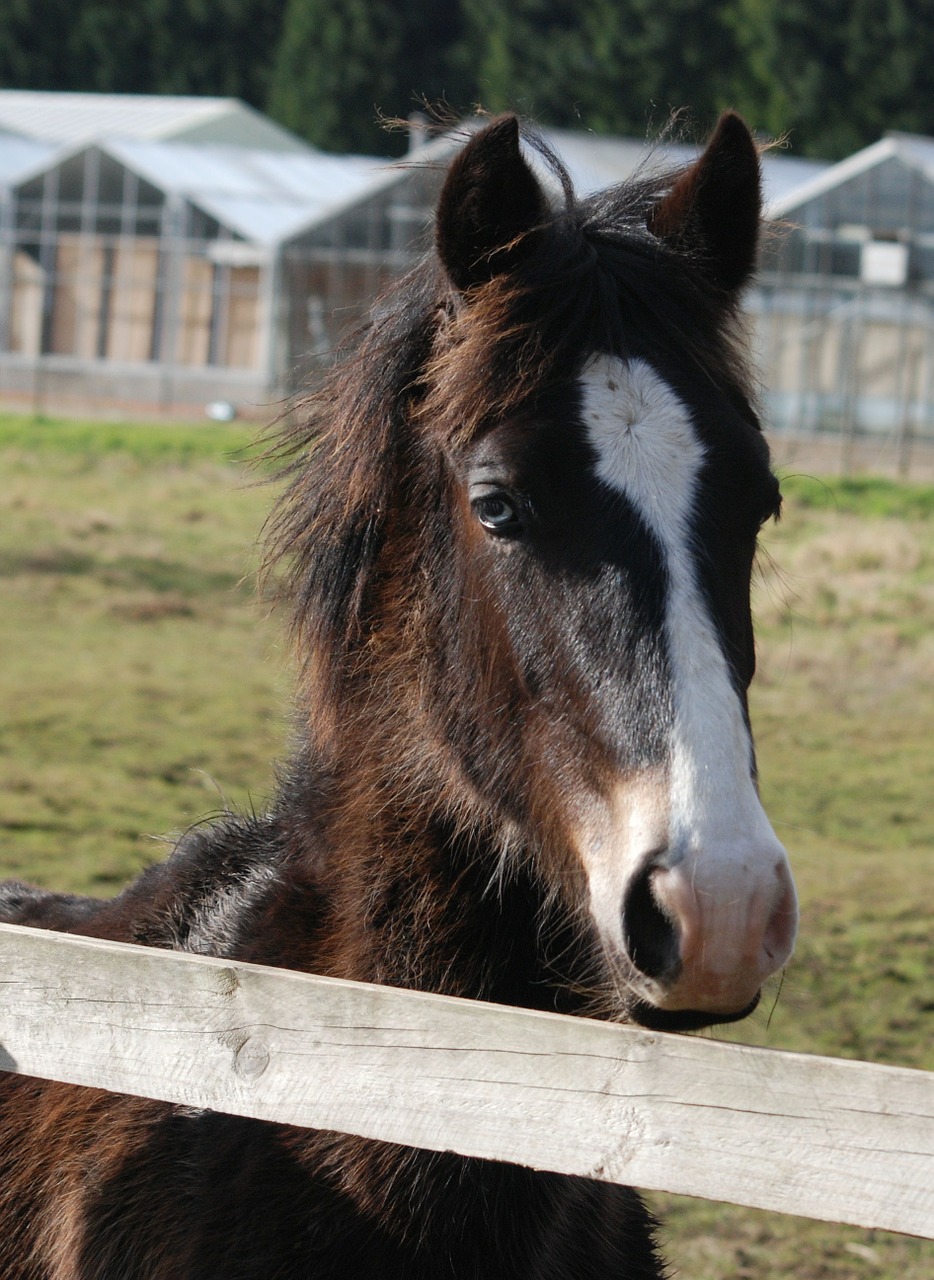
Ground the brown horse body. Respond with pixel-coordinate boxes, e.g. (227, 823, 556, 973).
(0, 114, 795, 1279)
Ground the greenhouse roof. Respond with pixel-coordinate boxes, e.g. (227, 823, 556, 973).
(769, 132, 934, 218)
(0, 93, 835, 220)
(0, 133, 56, 187)
(6, 135, 391, 248)
(885, 133, 934, 181)
(102, 138, 384, 244)
(539, 127, 829, 215)
(0, 91, 311, 154)
(1, 100, 841, 252)
(536, 127, 697, 192)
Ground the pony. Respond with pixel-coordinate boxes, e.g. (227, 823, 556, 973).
(0, 112, 797, 1279)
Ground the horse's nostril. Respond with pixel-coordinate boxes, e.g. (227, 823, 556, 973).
(621, 864, 680, 981)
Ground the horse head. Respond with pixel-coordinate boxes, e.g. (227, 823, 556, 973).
(274, 113, 797, 1032)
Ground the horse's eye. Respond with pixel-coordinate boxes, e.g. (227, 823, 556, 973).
(473, 493, 523, 535)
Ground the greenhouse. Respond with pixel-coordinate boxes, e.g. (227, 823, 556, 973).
(12, 90, 932, 446)
(0, 137, 446, 417)
(754, 133, 934, 451)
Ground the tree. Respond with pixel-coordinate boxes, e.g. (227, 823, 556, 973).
(5, 0, 934, 161)
(767, 0, 934, 157)
(454, 0, 757, 141)
(266, 0, 469, 154)
(0, 0, 285, 109)
(0, 0, 95, 90)
(454, 0, 591, 124)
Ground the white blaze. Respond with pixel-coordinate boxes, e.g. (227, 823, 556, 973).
(577, 353, 795, 1008)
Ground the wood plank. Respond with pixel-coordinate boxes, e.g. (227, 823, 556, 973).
(223, 265, 260, 369)
(175, 255, 213, 365)
(107, 238, 160, 362)
(10, 250, 44, 356)
(0, 922, 931, 1238)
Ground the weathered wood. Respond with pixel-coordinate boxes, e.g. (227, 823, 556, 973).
(0, 921, 931, 1238)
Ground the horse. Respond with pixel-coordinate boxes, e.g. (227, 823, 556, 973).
(0, 111, 797, 1279)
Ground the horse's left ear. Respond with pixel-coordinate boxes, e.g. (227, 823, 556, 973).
(648, 112, 761, 296)
(436, 114, 549, 292)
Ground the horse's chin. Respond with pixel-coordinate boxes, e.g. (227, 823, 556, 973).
(628, 992, 760, 1034)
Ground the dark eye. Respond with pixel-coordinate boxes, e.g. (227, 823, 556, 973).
(472, 493, 523, 535)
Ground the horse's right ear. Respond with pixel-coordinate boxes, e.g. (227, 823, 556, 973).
(648, 112, 762, 296)
(436, 115, 549, 293)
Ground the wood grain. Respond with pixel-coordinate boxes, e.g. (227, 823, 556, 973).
(0, 921, 931, 1238)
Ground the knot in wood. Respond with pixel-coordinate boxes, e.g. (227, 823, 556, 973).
(233, 1037, 270, 1081)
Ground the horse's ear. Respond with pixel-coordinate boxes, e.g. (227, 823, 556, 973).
(436, 114, 549, 292)
(648, 111, 762, 296)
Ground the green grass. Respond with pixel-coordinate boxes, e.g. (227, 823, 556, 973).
(0, 416, 931, 1277)
(0, 413, 264, 463)
(0, 416, 287, 891)
(780, 472, 934, 520)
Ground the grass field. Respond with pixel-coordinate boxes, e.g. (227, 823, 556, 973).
(0, 414, 931, 1278)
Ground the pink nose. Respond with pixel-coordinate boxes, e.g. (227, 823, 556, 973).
(623, 849, 798, 1015)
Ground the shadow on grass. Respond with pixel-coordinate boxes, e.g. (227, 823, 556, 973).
(0, 549, 244, 596)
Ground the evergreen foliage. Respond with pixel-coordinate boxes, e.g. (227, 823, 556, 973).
(2, 0, 934, 158)
(266, 0, 469, 153)
(0, 0, 284, 106)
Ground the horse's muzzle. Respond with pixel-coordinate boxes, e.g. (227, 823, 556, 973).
(621, 842, 798, 1021)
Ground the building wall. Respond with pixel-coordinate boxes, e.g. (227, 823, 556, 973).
(752, 283, 934, 442)
(0, 129, 451, 415)
(755, 150, 934, 445)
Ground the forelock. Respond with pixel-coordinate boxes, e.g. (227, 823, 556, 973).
(419, 147, 756, 449)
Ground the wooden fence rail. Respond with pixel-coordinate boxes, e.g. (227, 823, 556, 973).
(0, 921, 931, 1239)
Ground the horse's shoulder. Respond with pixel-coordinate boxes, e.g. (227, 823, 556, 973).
(104, 813, 294, 956)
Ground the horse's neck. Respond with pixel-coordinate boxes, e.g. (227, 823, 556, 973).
(283, 757, 577, 1012)
(273, 761, 665, 1277)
